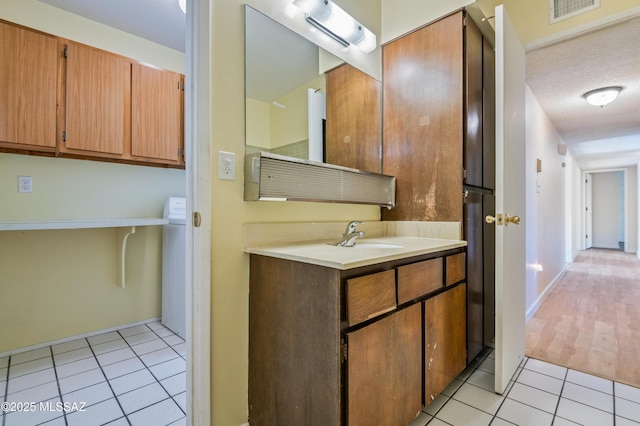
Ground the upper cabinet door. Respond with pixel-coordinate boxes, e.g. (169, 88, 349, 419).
(64, 41, 130, 155)
(0, 21, 57, 149)
(382, 12, 464, 222)
(131, 63, 183, 164)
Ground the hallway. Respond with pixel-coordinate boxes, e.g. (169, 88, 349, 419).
(525, 248, 640, 389)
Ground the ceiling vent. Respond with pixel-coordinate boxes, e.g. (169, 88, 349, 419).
(550, 0, 600, 23)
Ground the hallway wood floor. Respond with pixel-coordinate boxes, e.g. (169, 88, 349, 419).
(526, 248, 640, 389)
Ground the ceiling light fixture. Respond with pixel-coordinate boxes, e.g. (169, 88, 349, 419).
(583, 86, 622, 108)
(178, 0, 186, 14)
(292, 0, 377, 53)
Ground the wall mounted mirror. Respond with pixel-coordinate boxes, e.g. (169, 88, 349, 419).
(244, 5, 382, 174)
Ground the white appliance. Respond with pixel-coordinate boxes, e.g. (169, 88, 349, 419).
(162, 197, 186, 339)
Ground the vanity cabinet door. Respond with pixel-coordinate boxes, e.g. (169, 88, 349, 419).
(0, 21, 57, 151)
(424, 283, 467, 405)
(347, 303, 422, 426)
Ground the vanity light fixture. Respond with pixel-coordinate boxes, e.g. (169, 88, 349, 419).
(583, 86, 622, 108)
(178, 0, 186, 14)
(292, 0, 377, 53)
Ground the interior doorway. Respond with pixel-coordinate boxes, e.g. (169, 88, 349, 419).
(584, 170, 626, 251)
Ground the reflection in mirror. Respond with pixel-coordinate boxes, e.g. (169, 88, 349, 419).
(244, 5, 382, 174)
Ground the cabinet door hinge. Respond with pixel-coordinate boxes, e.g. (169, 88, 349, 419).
(63, 46, 68, 58)
(193, 211, 201, 228)
(179, 147, 184, 158)
(341, 339, 348, 363)
(463, 189, 469, 204)
(62, 131, 66, 142)
(463, 168, 467, 180)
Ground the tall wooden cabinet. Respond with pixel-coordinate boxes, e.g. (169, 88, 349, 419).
(325, 64, 381, 173)
(0, 20, 57, 151)
(381, 10, 496, 364)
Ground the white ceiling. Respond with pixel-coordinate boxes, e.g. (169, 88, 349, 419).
(38, 0, 640, 170)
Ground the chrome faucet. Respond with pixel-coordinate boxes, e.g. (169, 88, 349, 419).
(336, 221, 365, 247)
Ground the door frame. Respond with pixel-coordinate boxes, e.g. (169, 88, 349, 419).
(185, 0, 212, 424)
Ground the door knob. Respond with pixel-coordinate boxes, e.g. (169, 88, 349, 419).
(505, 214, 520, 226)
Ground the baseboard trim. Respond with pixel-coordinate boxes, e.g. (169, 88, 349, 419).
(526, 265, 569, 323)
(0, 317, 161, 358)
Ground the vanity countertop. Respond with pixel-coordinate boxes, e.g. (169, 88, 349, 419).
(245, 236, 467, 270)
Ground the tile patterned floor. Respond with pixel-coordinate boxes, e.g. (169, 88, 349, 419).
(411, 348, 640, 426)
(0, 322, 185, 426)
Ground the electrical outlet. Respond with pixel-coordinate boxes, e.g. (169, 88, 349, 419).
(219, 151, 235, 180)
(18, 176, 32, 193)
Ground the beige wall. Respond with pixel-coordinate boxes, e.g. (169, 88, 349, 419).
(0, 1, 186, 352)
(210, 0, 382, 424)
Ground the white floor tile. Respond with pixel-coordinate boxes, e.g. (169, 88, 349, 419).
(168, 417, 187, 426)
(53, 347, 94, 366)
(616, 397, 640, 423)
(424, 393, 449, 416)
(426, 419, 451, 426)
(467, 368, 496, 392)
(436, 398, 493, 426)
(127, 398, 184, 426)
(63, 381, 114, 408)
(496, 398, 554, 426)
(524, 358, 567, 380)
(615, 416, 640, 426)
(104, 418, 130, 426)
(102, 357, 146, 380)
(551, 417, 581, 425)
(163, 334, 185, 346)
(149, 357, 185, 381)
(173, 391, 187, 413)
(161, 372, 186, 396)
(566, 369, 613, 394)
(478, 357, 495, 374)
(616, 382, 640, 403)
(9, 356, 53, 379)
(0, 356, 8, 368)
(507, 382, 559, 414)
(7, 367, 57, 394)
(56, 356, 100, 379)
(119, 325, 151, 338)
(132, 339, 170, 356)
(516, 369, 564, 395)
(5, 381, 59, 404)
(40, 416, 67, 425)
(109, 368, 156, 395)
(172, 342, 186, 357)
(125, 331, 159, 346)
(10, 347, 51, 365)
(555, 397, 614, 426)
(452, 383, 504, 415)
(490, 418, 518, 426)
(91, 338, 128, 356)
(140, 347, 180, 367)
(117, 382, 169, 414)
(52, 338, 88, 355)
(146, 321, 165, 330)
(3, 397, 63, 426)
(562, 382, 613, 413)
(96, 347, 136, 367)
(87, 331, 121, 346)
(441, 378, 464, 397)
(58, 368, 105, 395)
(66, 397, 124, 426)
(153, 326, 177, 338)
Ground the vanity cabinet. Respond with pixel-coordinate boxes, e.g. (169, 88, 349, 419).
(248, 247, 466, 425)
(0, 20, 57, 152)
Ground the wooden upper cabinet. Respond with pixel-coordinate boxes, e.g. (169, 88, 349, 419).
(131, 62, 183, 164)
(464, 18, 484, 188)
(63, 41, 130, 155)
(0, 21, 57, 150)
(382, 11, 464, 222)
(325, 64, 381, 173)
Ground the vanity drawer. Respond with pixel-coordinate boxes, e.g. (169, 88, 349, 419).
(445, 253, 466, 286)
(346, 270, 397, 326)
(397, 258, 443, 304)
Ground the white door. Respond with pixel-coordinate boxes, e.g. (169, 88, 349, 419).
(494, 5, 527, 394)
(585, 173, 593, 248)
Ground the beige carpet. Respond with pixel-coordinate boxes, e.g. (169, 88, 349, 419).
(526, 248, 640, 388)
